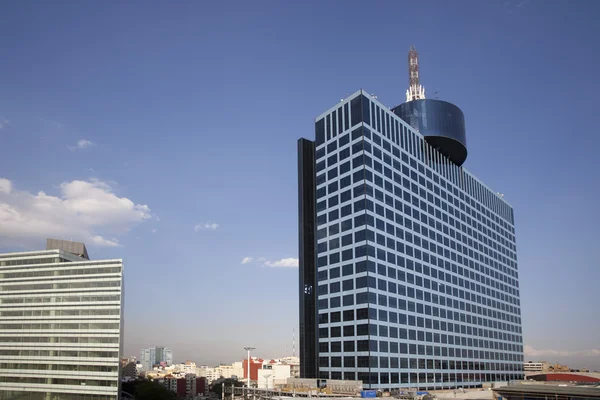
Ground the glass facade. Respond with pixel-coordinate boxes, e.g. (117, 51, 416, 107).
(302, 90, 523, 390)
(0, 249, 123, 399)
(298, 138, 319, 379)
(392, 99, 467, 166)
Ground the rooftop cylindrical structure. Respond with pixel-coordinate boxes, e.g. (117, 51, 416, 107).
(392, 98, 468, 166)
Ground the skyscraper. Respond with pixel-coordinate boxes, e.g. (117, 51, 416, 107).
(0, 239, 124, 399)
(140, 346, 173, 371)
(298, 48, 523, 390)
(140, 347, 154, 372)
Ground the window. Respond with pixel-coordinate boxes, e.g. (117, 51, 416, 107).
(342, 264, 353, 276)
(340, 161, 351, 174)
(343, 103, 349, 131)
(328, 168, 338, 180)
(357, 341, 369, 352)
(316, 119, 325, 145)
(351, 97, 362, 127)
(341, 189, 352, 203)
(328, 154, 337, 167)
(343, 325, 354, 337)
(356, 324, 369, 336)
(331, 341, 341, 353)
(338, 234, 352, 249)
(330, 311, 341, 323)
(356, 308, 368, 320)
(362, 95, 371, 126)
(357, 356, 369, 367)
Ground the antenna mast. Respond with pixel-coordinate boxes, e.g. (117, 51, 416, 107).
(292, 328, 295, 358)
(406, 45, 426, 102)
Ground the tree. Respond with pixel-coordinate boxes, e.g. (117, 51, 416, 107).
(122, 379, 177, 400)
(210, 378, 246, 398)
(122, 362, 137, 378)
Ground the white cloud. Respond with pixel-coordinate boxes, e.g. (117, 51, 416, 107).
(264, 257, 299, 268)
(0, 178, 151, 247)
(0, 179, 12, 194)
(0, 117, 11, 130)
(69, 139, 95, 151)
(241, 256, 298, 268)
(151, 228, 158, 234)
(194, 222, 219, 231)
(90, 236, 120, 247)
(524, 345, 600, 358)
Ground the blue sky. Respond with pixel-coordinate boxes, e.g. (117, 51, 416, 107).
(0, 1, 599, 369)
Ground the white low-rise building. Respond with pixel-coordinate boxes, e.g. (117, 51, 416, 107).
(218, 362, 244, 379)
(197, 365, 222, 383)
(257, 364, 291, 389)
(524, 362, 544, 372)
(278, 357, 300, 378)
(183, 361, 197, 373)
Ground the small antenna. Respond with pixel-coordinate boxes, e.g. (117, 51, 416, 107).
(292, 328, 295, 358)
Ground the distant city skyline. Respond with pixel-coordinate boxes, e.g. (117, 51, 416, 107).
(122, 352, 599, 373)
(0, 1, 599, 370)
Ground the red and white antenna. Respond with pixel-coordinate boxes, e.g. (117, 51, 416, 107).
(406, 45, 426, 102)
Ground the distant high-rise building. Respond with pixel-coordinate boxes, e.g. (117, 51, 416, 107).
(140, 348, 153, 372)
(298, 48, 523, 389)
(140, 346, 173, 371)
(0, 239, 124, 399)
(157, 346, 173, 366)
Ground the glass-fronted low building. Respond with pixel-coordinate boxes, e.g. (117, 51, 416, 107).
(298, 90, 523, 390)
(0, 239, 123, 400)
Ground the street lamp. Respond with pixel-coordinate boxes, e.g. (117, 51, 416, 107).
(263, 374, 272, 390)
(243, 347, 255, 387)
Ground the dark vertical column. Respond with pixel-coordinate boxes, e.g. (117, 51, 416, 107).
(298, 138, 318, 379)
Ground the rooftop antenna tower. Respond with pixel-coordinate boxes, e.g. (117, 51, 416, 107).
(406, 45, 426, 102)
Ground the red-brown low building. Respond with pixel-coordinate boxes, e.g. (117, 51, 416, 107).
(243, 358, 264, 382)
(163, 374, 209, 397)
(528, 373, 600, 383)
